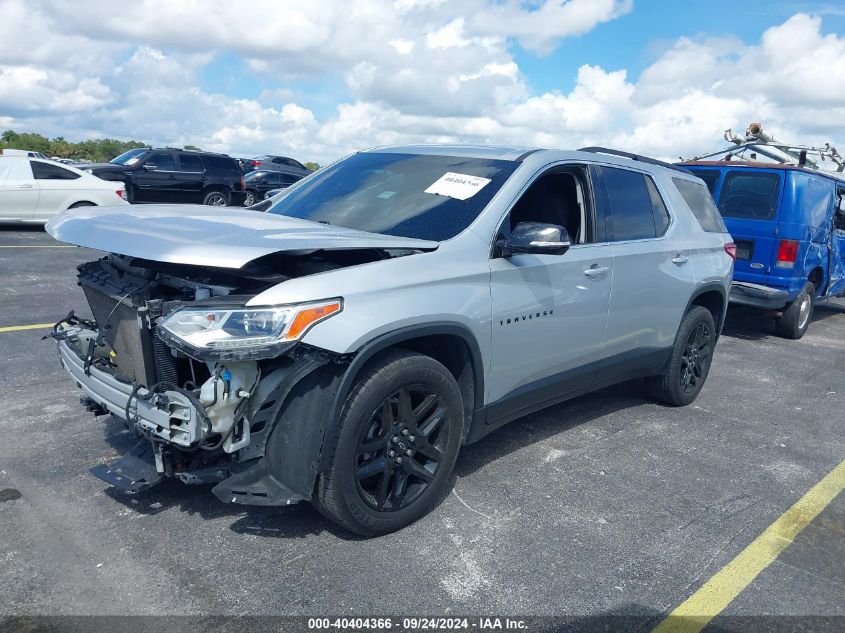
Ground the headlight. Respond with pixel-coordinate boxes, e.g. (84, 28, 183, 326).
(157, 299, 342, 360)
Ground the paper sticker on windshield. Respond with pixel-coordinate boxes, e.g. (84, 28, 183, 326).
(425, 172, 491, 200)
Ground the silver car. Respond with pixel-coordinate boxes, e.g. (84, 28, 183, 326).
(46, 145, 734, 535)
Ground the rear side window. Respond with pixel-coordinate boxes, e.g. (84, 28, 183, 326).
(718, 172, 781, 220)
(202, 155, 238, 172)
(689, 169, 720, 195)
(179, 154, 204, 172)
(673, 178, 728, 233)
(598, 166, 670, 241)
(31, 161, 80, 180)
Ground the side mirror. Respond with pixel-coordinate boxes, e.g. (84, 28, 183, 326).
(143, 164, 158, 171)
(499, 221, 571, 256)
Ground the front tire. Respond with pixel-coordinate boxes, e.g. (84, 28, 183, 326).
(775, 281, 814, 339)
(314, 350, 464, 536)
(647, 306, 716, 407)
(243, 190, 256, 207)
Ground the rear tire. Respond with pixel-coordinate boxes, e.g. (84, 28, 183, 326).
(202, 189, 229, 206)
(775, 281, 814, 339)
(647, 306, 715, 407)
(313, 350, 464, 536)
(243, 190, 256, 207)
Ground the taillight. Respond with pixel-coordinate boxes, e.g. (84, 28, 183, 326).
(724, 243, 736, 261)
(116, 189, 127, 201)
(249, 160, 260, 166)
(776, 239, 799, 268)
(241, 175, 245, 191)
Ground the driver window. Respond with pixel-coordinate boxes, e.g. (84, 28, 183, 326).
(507, 169, 588, 244)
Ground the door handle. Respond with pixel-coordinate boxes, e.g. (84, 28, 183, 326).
(18, 184, 33, 189)
(672, 255, 689, 265)
(584, 265, 609, 278)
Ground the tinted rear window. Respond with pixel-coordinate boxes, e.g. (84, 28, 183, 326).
(31, 161, 80, 180)
(718, 172, 781, 220)
(673, 178, 727, 233)
(598, 166, 667, 241)
(202, 155, 238, 172)
(179, 154, 204, 171)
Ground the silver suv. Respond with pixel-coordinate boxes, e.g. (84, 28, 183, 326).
(47, 145, 735, 535)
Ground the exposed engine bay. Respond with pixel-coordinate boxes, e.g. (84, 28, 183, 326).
(50, 248, 397, 498)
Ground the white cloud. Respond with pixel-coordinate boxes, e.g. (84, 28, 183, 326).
(0, 3, 844, 168)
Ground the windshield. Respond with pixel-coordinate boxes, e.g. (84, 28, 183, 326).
(267, 152, 519, 241)
(110, 148, 149, 166)
(246, 170, 271, 181)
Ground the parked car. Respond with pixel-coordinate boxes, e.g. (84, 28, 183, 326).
(0, 148, 47, 159)
(243, 169, 303, 206)
(80, 148, 246, 206)
(46, 145, 733, 535)
(0, 156, 127, 223)
(682, 161, 845, 338)
(244, 154, 312, 178)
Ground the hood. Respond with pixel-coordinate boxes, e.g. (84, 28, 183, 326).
(45, 205, 439, 269)
(77, 162, 123, 171)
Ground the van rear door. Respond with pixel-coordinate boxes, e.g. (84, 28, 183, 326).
(714, 169, 784, 285)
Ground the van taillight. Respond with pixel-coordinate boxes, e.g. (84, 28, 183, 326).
(724, 243, 736, 261)
(776, 239, 799, 268)
(241, 175, 245, 191)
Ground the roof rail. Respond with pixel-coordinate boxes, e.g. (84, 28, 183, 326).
(578, 146, 691, 174)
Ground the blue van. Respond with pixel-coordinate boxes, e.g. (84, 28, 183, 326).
(681, 161, 845, 338)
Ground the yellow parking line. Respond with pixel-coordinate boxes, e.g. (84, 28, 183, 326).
(652, 460, 845, 633)
(0, 323, 55, 333)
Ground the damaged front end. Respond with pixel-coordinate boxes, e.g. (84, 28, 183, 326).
(51, 252, 354, 506)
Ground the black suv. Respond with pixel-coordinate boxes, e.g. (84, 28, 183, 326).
(243, 169, 304, 205)
(81, 148, 247, 206)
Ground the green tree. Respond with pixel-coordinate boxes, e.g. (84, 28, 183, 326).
(184, 144, 201, 151)
(304, 161, 321, 171)
(0, 129, 209, 162)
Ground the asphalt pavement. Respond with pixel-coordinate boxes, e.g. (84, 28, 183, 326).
(0, 227, 843, 629)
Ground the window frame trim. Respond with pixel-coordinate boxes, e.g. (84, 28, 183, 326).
(489, 161, 602, 259)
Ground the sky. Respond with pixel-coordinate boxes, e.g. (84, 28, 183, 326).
(1, 0, 845, 164)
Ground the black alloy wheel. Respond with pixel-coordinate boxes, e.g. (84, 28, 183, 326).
(355, 385, 447, 511)
(314, 350, 464, 536)
(647, 305, 716, 406)
(680, 321, 711, 393)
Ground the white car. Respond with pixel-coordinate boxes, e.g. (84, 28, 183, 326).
(0, 157, 128, 223)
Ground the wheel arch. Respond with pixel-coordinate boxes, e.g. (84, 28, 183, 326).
(808, 265, 824, 294)
(686, 283, 727, 337)
(68, 200, 97, 209)
(317, 322, 485, 472)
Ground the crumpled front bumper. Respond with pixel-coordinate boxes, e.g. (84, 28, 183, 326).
(57, 338, 204, 447)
